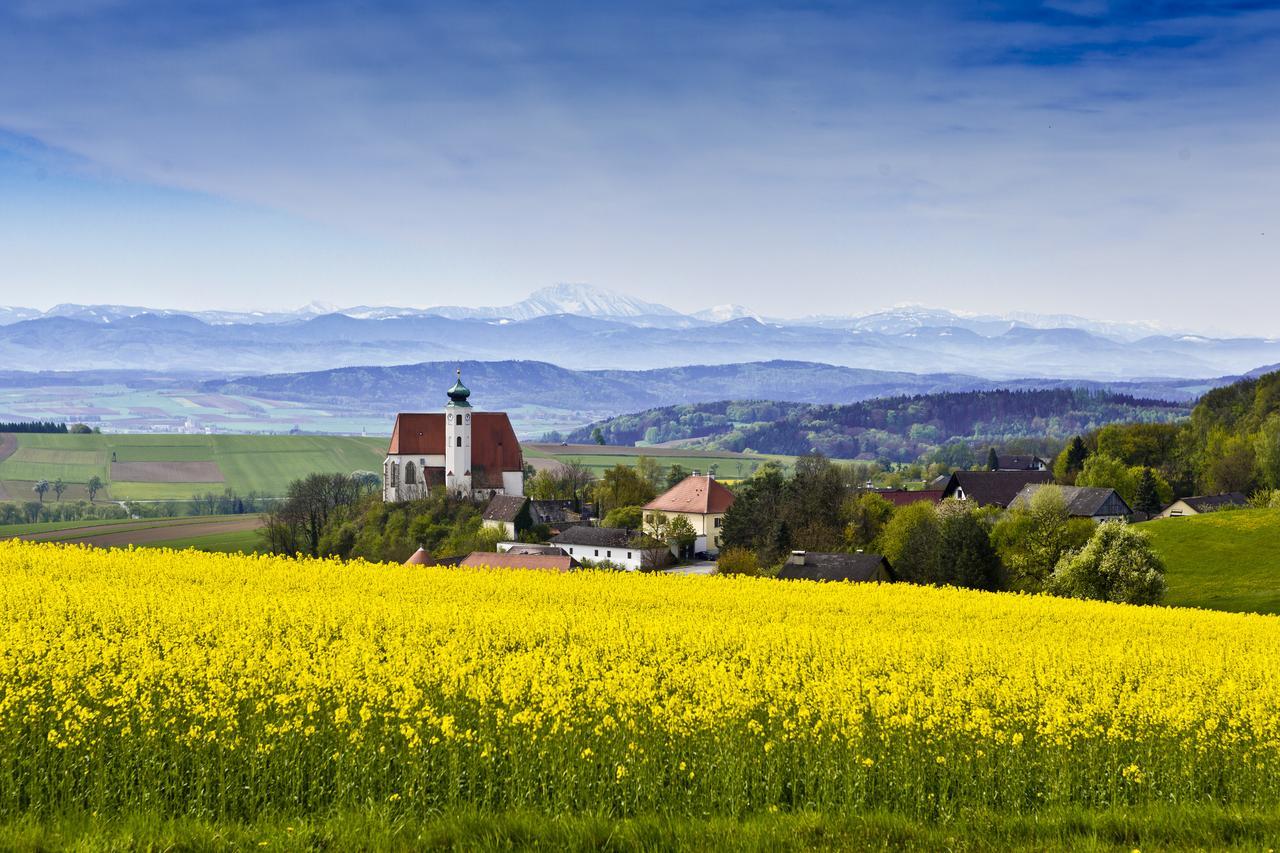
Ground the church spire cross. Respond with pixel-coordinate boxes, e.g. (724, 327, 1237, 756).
(447, 367, 472, 406)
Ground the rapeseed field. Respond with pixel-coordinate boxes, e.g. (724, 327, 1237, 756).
(1, 540, 1278, 824)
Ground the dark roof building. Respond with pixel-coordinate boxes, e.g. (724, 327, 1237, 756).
(995, 454, 1049, 471)
(776, 551, 894, 583)
(1009, 484, 1132, 520)
(550, 526, 637, 549)
(942, 470, 1054, 508)
(529, 499, 580, 528)
(482, 494, 529, 523)
(874, 489, 944, 507)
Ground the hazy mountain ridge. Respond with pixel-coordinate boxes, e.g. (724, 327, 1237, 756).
(2, 310, 1278, 379)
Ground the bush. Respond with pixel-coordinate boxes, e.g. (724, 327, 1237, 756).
(716, 547, 761, 577)
(1048, 522, 1166, 605)
(602, 505, 644, 530)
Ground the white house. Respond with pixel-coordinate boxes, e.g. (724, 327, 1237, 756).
(383, 370, 525, 502)
(548, 527, 670, 572)
(642, 474, 735, 556)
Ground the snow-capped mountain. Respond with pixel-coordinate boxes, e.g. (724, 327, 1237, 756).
(425, 283, 682, 321)
(693, 304, 760, 323)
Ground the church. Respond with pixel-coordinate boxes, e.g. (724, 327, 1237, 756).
(382, 371, 525, 502)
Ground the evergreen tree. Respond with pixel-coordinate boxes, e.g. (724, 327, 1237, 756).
(937, 505, 1003, 591)
(1065, 436, 1089, 473)
(986, 447, 1000, 471)
(1133, 467, 1163, 515)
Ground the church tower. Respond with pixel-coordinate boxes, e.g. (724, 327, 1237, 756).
(444, 369, 472, 496)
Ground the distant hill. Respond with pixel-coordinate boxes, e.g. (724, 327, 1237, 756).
(566, 389, 1191, 462)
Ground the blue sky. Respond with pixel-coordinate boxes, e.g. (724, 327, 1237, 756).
(0, 0, 1276, 333)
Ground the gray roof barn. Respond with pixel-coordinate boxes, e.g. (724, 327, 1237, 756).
(776, 551, 894, 583)
(482, 494, 529, 523)
(550, 526, 637, 549)
(1009, 484, 1131, 519)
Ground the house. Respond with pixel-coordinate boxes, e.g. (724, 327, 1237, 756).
(383, 370, 524, 502)
(643, 473, 735, 555)
(941, 470, 1054, 508)
(874, 489, 944, 507)
(995, 454, 1049, 472)
(549, 526, 672, 572)
(458, 551, 578, 572)
(776, 550, 894, 583)
(481, 494, 530, 540)
(1156, 492, 1249, 518)
(482, 496, 583, 539)
(1009, 484, 1132, 522)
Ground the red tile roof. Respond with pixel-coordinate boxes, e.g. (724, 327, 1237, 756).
(459, 552, 575, 572)
(387, 412, 524, 489)
(644, 475, 735, 515)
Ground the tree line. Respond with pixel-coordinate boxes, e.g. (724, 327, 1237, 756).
(566, 389, 1189, 463)
(0, 421, 68, 434)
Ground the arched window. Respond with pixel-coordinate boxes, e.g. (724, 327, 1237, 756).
(404, 461, 417, 485)
(389, 460, 399, 487)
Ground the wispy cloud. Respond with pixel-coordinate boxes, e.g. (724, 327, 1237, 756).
(0, 1, 1276, 331)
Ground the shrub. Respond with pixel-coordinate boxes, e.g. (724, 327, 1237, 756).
(716, 547, 761, 577)
(1048, 522, 1166, 605)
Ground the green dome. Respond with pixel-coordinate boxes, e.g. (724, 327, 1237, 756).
(447, 369, 471, 406)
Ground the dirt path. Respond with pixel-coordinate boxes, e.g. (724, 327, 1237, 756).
(18, 515, 264, 546)
(0, 434, 15, 501)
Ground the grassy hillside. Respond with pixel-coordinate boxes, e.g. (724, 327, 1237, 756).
(1143, 508, 1280, 615)
(0, 433, 387, 501)
(523, 442, 789, 479)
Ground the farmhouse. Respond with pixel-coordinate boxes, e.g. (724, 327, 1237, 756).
(481, 495, 581, 539)
(995, 454, 1049, 471)
(549, 526, 671, 572)
(383, 371, 524, 502)
(643, 473, 735, 555)
(776, 550, 894, 583)
(1009, 484, 1132, 522)
(1156, 492, 1249, 518)
(941, 470, 1053, 508)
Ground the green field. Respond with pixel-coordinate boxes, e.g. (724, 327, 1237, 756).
(1143, 508, 1280, 615)
(0, 433, 387, 501)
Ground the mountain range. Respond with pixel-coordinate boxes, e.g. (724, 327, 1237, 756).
(1, 284, 1275, 380)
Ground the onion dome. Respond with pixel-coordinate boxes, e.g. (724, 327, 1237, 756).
(447, 368, 471, 407)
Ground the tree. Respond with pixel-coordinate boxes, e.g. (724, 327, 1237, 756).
(716, 547, 761, 576)
(69, 423, 93, 434)
(594, 464, 656, 514)
(86, 475, 103, 502)
(1048, 522, 1166, 605)
(1053, 435, 1090, 484)
(1203, 432, 1257, 495)
(990, 486, 1092, 592)
(665, 464, 689, 490)
(986, 447, 1000, 471)
(1132, 467, 1163, 515)
(33, 479, 49, 503)
(841, 491, 895, 552)
(936, 503, 1003, 591)
(591, 427, 606, 445)
(635, 456, 664, 492)
(602, 505, 644, 530)
(878, 502, 941, 585)
(1077, 453, 1136, 503)
(52, 479, 66, 501)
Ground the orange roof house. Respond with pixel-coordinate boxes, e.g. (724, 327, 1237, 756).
(643, 474, 735, 555)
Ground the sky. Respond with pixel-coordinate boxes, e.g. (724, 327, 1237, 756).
(0, 0, 1277, 333)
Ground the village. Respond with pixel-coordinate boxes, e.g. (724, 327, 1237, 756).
(378, 371, 1248, 592)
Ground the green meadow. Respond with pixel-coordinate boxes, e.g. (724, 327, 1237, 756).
(1142, 508, 1280, 616)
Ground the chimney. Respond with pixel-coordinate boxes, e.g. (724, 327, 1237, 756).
(789, 550, 806, 566)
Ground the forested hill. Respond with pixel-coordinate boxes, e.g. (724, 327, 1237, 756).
(566, 389, 1190, 462)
